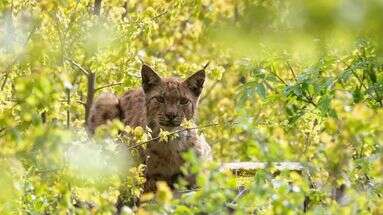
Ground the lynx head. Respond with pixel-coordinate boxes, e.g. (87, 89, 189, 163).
(141, 64, 205, 131)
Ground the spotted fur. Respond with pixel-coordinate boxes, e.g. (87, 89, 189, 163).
(87, 92, 121, 134)
(88, 64, 212, 194)
(122, 65, 211, 192)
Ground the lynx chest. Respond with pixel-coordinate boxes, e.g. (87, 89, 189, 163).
(144, 130, 197, 179)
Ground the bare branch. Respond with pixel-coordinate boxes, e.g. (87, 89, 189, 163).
(152, 10, 168, 20)
(127, 120, 238, 150)
(95, 82, 123, 91)
(85, 72, 96, 126)
(220, 161, 304, 173)
(77, 100, 86, 106)
(65, 57, 90, 76)
(66, 89, 71, 128)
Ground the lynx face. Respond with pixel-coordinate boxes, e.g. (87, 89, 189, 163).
(141, 65, 205, 131)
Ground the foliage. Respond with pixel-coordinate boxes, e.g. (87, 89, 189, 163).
(1, 0, 383, 214)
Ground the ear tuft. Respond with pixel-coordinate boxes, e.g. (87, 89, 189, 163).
(185, 70, 205, 97)
(141, 64, 161, 92)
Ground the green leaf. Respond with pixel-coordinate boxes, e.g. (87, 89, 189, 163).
(256, 82, 267, 98)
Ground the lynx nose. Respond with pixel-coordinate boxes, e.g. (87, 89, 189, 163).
(165, 112, 177, 121)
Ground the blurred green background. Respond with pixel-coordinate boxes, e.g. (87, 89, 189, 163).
(1, 0, 383, 214)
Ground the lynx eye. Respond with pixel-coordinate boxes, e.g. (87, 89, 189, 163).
(154, 96, 165, 103)
(179, 97, 190, 105)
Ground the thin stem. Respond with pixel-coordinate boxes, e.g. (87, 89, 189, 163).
(351, 70, 368, 91)
(65, 57, 90, 76)
(77, 100, 86, 106)
(287, 62, 297, 82)
(127, 121, 238, 150)
(122, 0, 129, 19)
(95, 82, 123, 91)
(151, 10, 168, 20)
(66, 89, 71, 128)
(269, 66, 288, 86)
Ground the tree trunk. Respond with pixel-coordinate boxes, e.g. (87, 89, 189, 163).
(85, 72, 96, 127)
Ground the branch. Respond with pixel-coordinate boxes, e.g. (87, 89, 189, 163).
(129, 9, 169, 29)
(121, 0, 129, 19)
(351, 70, 368, 91)
(66, 89, 71, 128)
(85, 73, 96, 126)
(152, 10, 168, 20)
(65, 57, 90, 76)
(220, 161, 304, 173)
(263, 80, 276, 93)
(77, 100, 86, 106)
(302, 97, 317, 107)
(95, 82, 123, 91)
(344, 61, 382, 106)
(269, 66, 317, 107)
(287, 62, 297, 82)
(94, 0, 102, 16)
(127, 120, 238, 150)
(270, 66, 288, 86)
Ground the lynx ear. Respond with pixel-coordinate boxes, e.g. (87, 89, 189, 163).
(141, 64, 161, 92)
(184, 70, 205, 97)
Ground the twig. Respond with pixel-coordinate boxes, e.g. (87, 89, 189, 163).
(77, 100, 86, 106)
(270, 65, 317, 106)
(227, 187, 248, 207)
(263, 80, 276, 93)
(351, 70, 368, 91)
(65, 57, 90, 76)
(121, 1, 129, 19)
(127, 121, 238, 150)
(269, 66, 288, 86)
(152, 10, 168, 20)
(287, 62, 297, 82)
(64, 57, 95, 126)
(66, 89, 71, 128)
(176, 188, 200, 194)
(346, 61, 382, 106)
(301, 96, 317, 107)
(95, 82, 123, 91)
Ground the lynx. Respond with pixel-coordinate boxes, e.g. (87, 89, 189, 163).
(88, 64, 212, 193)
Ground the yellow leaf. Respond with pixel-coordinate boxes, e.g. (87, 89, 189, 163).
(155, 181, 172, 204)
